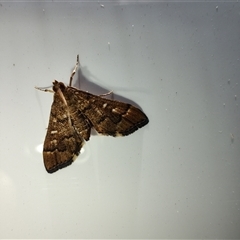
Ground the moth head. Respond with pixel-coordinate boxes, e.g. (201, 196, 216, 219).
(52, 80, 66, 93)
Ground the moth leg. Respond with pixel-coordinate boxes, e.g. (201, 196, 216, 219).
(99, 90, 113, 97)
(69, 54, 80, 87)
(35, 86, 54, 93)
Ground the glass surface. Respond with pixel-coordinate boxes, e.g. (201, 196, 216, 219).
(0, 1, 239, 238)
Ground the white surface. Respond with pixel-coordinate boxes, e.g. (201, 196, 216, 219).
(0, 1, 239, 239)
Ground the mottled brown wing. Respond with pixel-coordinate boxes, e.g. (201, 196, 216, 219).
(43, 91, 84, 173)
(67, 99, 92, 141)
(65, 86, 149, 136)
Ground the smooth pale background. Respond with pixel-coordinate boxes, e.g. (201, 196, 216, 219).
(0, 1, 239, 239)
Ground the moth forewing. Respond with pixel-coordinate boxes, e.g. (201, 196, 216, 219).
(65, 86, 149, 137)
(42, 86, 84, 173)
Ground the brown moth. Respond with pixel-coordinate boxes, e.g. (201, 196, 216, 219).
(36, 55, 149, 173)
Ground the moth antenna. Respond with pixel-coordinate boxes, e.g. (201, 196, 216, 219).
(69, 54, 80, 87)
(35, 86, 54, 93)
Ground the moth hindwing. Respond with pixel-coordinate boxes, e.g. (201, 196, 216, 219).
(36, 55, 149, 173)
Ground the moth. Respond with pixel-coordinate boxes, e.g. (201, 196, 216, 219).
(36, 55, 149, 173)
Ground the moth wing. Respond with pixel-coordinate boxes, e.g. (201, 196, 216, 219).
(68, 102, 93, 141)
(43, 92, 84, 173)
(89, 98, 149, 136)
(67, 87, 149, 137)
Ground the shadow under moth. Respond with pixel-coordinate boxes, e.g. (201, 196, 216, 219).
(36, 55, 149, 173)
